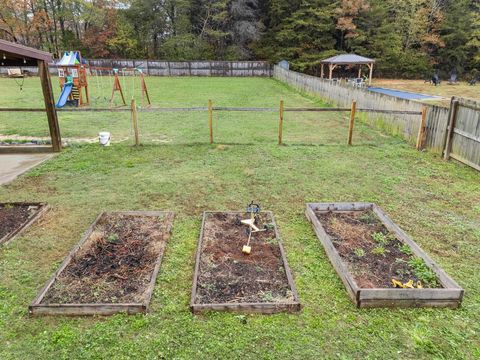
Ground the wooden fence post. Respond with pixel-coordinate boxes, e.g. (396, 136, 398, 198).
(416, 106, 428, 150)
(278, 100, 284, 145)
(348, 100, 357, 145)
(38, 59, 62, 152)
(131, 99, 140, 146)
(444, 99, 459, 160)
(208, 99, 213, 144)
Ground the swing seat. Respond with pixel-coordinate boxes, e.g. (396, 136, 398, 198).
(7, 68, 24, 78)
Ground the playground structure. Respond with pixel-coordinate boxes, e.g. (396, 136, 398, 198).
(56, 51, 151, 108)
(56, 51, 89, 108)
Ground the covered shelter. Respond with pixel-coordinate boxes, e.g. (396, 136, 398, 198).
(0, 39, 61, 152)
(320, 54, 375, 85)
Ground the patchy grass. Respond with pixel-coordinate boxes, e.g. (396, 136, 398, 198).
(0, 77, 479, 359)
(372, 78, 480, 107)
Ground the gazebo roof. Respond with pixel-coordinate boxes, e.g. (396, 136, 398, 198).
(0, 39, 53, 66)
(321, 54, 375, 65)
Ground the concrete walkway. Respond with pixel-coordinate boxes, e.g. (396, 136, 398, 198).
(0, 154, 54, 185)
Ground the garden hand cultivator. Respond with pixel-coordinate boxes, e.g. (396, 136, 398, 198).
(241, 202, 265, 255)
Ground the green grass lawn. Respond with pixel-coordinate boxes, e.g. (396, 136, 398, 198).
(0, 77, 479, 359)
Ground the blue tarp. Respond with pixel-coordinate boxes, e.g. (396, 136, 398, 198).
(368, 87, 441, 100)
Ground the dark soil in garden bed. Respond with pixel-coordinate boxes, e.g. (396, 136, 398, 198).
(196, 212, 293, 304)
(42, 213, 170, 304)
(0, 203, 40, 240)
(316, 210, 441, 289)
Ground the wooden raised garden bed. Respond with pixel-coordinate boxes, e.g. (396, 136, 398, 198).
(305, 203, 463, 308)
(191, 211, 301, 314)
(29, 211, 174, 316)
(0, 202, 49, 245)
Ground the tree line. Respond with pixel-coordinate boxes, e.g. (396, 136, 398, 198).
(1, 0, 479, 78)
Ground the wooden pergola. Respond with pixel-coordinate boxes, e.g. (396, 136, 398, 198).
(320, 54, 375, 85)
(0, 39, 61, 152)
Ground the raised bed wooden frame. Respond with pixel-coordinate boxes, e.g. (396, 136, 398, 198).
(190, 211, 301, 314)
(0, 202, 49, 246)
(29, 211, 174, 316)
(305, 202, 464, 308)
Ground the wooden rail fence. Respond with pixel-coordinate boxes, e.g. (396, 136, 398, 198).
(0, 103, 424, 147)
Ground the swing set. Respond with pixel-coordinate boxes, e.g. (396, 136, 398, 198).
(89, 66, 151, 108)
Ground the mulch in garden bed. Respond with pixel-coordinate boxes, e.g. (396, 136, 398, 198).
(316, 210, 441, 289)
(195, 212, 295, 304)
(0, 203, 47, 245)
(41, 212, 171, 304)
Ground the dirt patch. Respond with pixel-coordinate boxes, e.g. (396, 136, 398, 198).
(0, 203, 42, 241)
(316, 210, 441, 288)
(42, 213, 171, 304)
(196, 212, 293, 304)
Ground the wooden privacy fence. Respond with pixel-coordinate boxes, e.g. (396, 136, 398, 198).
(1, 60, 272, 77)
(274, 66, 479, 171)
(443, 97, 480, 171)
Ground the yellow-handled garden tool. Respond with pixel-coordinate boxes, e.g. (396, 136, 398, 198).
(241, 202, 265, 255)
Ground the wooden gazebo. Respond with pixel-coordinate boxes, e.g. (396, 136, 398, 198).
(0, 40, 61, 152)
(320, 54, 375, 85)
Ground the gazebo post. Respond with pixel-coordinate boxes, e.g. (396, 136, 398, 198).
(368, 62, 374, 85)
(329, 64, 333, 79)
(38, 59, 62, 152)
(320, 64, 324, 78)
(358, 66, 362, 78)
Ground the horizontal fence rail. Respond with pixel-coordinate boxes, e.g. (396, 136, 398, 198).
(0, 107, 423, 114)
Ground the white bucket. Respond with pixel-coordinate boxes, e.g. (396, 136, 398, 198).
(99, 132, 111, 146)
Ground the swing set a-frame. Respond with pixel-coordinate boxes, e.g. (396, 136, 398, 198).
(109, 68, 151, 108)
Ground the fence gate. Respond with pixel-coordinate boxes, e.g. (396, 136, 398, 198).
(443, 97, 480, 171)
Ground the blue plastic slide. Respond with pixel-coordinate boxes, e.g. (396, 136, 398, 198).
(56, 83, 73, 108)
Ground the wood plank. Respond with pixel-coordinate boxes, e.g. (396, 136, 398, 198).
(449, 153, 480, 172)
(309, 202, 373, 212)
(453, 128, 480, 143)
(30, 303, 146, 316)
(269, 211, 301, 304)
(305, 204, 360, 305)
(143, 212, 175, 311)
(38, 60, 62, 152)
(359, 299, 461, 309)
(360, 288, 463, 300)
(190, 212, 207, 308)
(444, 99, 459, 160)
(191, 302, 301, 315)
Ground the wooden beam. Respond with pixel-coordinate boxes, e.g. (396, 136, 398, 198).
(416, 107, 428, 150)
(278, 100, 284, 145)
(320, 64, 324, 78)
(208, 99, 213, 144)
(348, 100, 357, 145)
(368, 63, 374, 85)
(358, 65, 362, 78)
(38, 60, 61, 152)
(131, 99, 140, 146)
(329, 64, 333, 79)
(444, 99, 459, 160)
